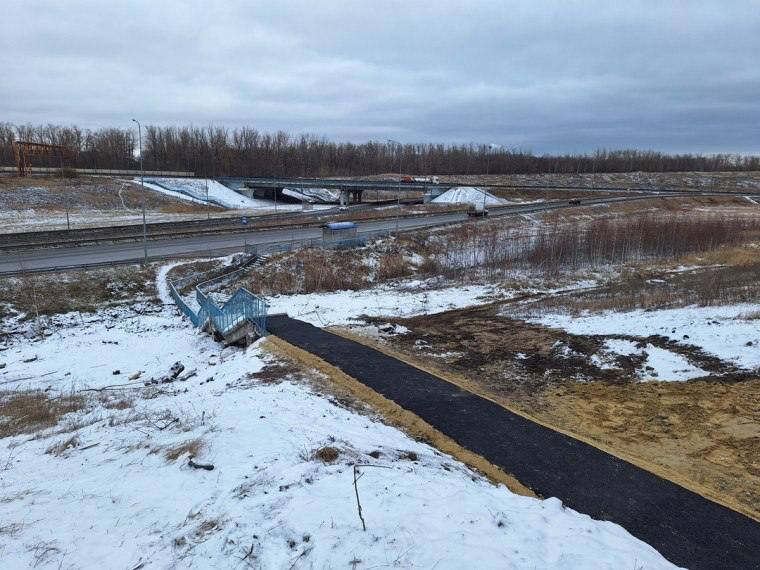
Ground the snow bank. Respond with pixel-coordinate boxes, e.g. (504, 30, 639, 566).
(140, 178, 271, 209)
(432, 186, 506, 206)
(529, 303, 760, 372)
(0, 305, 677, 569)
(282, 187, 339, 203)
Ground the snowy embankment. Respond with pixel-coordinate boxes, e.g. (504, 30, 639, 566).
(266, 281, 510, 327)
(432, 186, 507, 206)
(529, 303, 760, 375)
(140, 178, 333, 211)
(0, 274, 680, 568)
(282, 187, 339, 203)
(140, 177, 260, 208)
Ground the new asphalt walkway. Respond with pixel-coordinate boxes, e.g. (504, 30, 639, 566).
(268, 314, 760, 570)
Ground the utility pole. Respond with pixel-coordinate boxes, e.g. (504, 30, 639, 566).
(131, 118, 148, 265)
(388, 139, 401, 233)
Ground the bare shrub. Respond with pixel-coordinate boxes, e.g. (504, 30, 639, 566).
(313, 446, 340, 463)
(376, 253, 411, 281)
(418, 255, 442, 274)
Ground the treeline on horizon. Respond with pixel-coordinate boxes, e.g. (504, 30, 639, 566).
(1, 122, 758, 177)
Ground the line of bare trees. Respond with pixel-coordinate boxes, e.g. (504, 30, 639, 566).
(2, 122, 759, 176)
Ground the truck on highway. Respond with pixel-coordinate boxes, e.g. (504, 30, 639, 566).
(400, 175, 440, 184)
(467, 202, 489, 217)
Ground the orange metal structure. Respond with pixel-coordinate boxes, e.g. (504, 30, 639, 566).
(14, 141, 74, 176)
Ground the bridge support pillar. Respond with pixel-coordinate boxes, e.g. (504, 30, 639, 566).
(340, 189, 350, 207)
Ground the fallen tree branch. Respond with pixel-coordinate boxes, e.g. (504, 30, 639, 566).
(352, 463, 393, 532)
(188, 457, 214, 471)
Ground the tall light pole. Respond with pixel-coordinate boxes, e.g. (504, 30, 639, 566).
(484, 144, 502, 213)
(131, 118, 148, 265)
(388, 139, 401, 233)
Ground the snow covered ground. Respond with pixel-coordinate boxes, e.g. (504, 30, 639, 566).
(266, 281, 512, 328)
(0, 271, 681, 569)
(432, 186, 507, 206)
(282, 187, 339, 203)
(529, 303, 760, 373)
(141, 178, 318, 211)
(0, 209, 237, 234)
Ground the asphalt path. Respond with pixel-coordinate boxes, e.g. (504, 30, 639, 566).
(267, 315, 760, 570)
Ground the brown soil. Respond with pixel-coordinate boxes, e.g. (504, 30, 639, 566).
(350, 302, 760, 521)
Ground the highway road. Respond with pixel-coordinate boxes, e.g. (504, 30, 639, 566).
(0, 193, 748, 275)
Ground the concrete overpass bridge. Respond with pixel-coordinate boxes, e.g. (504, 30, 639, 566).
(218, 176, 448, 206)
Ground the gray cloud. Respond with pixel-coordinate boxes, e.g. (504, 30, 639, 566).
(3, 0, 759, 153)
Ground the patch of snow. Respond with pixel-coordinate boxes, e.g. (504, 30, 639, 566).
(639, 345, 707, 381)
(528, 304, 760, 371)
(0, 305, 679, 569)
(592, 339, 708, 381)
(266, 283, 511, 327)
(432, 186, 507, 206)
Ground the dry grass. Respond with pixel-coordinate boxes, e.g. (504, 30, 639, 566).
(376, 253, 412, 281)
(45, 434, 81, 456)
(0, 265, 157, 319)
(0, 176, 221, 214)
(244, 248, 372, 295)
(0, 390, 86, 438)
(164, 437, 205, 461)
(313, 446, 340, 463)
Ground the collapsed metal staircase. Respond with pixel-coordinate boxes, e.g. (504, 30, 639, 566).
(168, 255, 268, 345)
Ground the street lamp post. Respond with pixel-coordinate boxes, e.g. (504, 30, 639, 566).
(388, 139, 401, 233)
(484, 144, 502, 213)
(131, 118, 148, 265)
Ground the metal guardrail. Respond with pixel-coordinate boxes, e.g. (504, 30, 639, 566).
(245, 229, 391, 256)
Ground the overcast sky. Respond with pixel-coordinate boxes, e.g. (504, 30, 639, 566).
(4, 1, 759, 153)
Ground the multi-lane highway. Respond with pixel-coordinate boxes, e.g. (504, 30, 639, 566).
(0, 192, 754, 275)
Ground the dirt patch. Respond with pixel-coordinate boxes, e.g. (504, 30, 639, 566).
(540, 380, 760, 520)
(359, 303, 760, 520)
